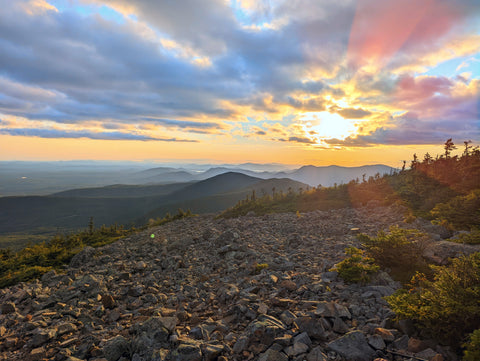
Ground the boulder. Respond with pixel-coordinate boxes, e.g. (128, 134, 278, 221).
(327, 331, 375, 361)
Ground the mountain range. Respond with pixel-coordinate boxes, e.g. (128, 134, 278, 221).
(0, 162, 396, 236)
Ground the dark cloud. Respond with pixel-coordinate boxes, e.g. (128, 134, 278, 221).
(277, 136, 316, 144)
(336, 107, 372, 119)
(0, 127, 197, 142)
(141, 118, 225, 130)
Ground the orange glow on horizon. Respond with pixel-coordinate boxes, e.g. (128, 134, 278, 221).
(0, 134, 446, 168)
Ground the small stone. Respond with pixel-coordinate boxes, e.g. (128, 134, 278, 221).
(103, 335, 129, 361)
(4, 337, 18, 349)
(173, 343, 202, 361)
(415, 348, 440, 360)
(306, 346, 328, 361)
(367, 335, 386, 350)
(102, 294, 116, 309)
(189, 326, 209, 340)
(28, 347, 46, 361)
(327, 331, 375, 361)
(57, 322, 77, 336)
(233, 336, 249, 353)
(408, 337, 428, 353)
(280, 310, 296, 325)
(258, 348, 288, 361)
(203, 344, 223, 361)
(333, 317, 350, 334)
(285, 342, 309, 356)
(374, 328, 395, 342)
(1, 302, 16, 314)
(280, 280, 297, 291)
(393, 335, 409, 350)
(258, 303, 268, 314)
(294, 332, 312, 346)
(29, 329, 56, 348)
(294, 316, 326, 340)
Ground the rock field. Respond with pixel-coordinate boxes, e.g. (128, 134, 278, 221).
(1, 205, 476, 361)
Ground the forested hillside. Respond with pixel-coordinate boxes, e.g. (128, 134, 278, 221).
(222, 139, 480, 232)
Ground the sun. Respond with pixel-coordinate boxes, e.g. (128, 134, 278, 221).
(300, 111, 357, 142)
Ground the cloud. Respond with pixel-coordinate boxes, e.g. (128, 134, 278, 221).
(325, 112, 480, 147)
(0, 0, 478, 150)
(140, 118, 226, 131)
(335, 107, 372, 119)
(0, 127, 198, 142)
(277, 136, 316, 144)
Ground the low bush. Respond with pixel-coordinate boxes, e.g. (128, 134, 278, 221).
(386, 252, 480, 349)
(332, 247, 379, 284)
(254, 263, 269, 274)
(430, 190, 480, 230)
(451, 228, 480, 245)
(463, 329, 480, 361)
(359, 226, 431, 283)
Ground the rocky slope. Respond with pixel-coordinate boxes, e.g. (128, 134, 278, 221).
(0, 205, 475, 361)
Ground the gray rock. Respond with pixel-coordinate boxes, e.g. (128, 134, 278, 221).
(393, 335, 409, 350)
(172, 343, 202, 361)
(423, 240, 480, 265)
(233, 336, 249, 353)
(103, 335, 129, 361)
(1, 302, 16, 314)
(294, 332, 312, 346)
(70, 246, 96, 267)
(333, 317, 350, 334)
(28, 329, 56, 348)
(189, 326, 209, 340)
(306, 346, 328, 361)
(132, 317, 170, 344)
(367, 335, 386, 350)
(285, 341, 309, 356)
(415, 348, 439, 359)
(279, 310, 296, 325)
(246, 314, 287, 346)
(215, 230, 239, 245)
(258, 348, 288, 361)
(294, 316, 326, 340)
(327, 331, 375, 361)
(203, 344, 224, 361)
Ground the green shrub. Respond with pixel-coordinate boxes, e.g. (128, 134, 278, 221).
(451, 228, 480, 245)
(255, 263, 269, 274)
(463, 329, 480, 361)
(430, 190, 480, 230)
(387, 252, 480, 349)
(332, 247, 379, 284)
(359, 226, 431, 283)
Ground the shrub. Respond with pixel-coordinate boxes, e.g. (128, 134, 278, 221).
(255, 263, 269, 274)
(430, 190, 480, 230)
(451, 228, 480, 245)
(359, 226, 431, 283)
(386, 252, 480, 349)
(332, 247, 379, 284)
(463, 329, 480, 361)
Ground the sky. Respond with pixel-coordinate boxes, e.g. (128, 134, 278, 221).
(0, 0, 479, 167)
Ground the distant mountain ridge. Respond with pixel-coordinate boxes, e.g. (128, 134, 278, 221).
(0, 161, 395, 196)
(138, 164, 396, 187)
(0, 172, 308, 235)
